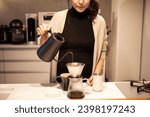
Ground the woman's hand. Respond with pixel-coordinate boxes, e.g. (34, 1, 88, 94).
(36, 24, 50, 45)
(36, 23, 50, 36)
(86, 76, 93, 86)
(86, 57, 105, 86)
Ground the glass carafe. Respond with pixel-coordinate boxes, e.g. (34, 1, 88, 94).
(67, 76, 85, 99)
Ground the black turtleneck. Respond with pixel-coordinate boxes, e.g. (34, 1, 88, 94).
(57, 7, 94, 78)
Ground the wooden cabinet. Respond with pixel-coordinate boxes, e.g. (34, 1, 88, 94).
(0, 44, 51, 83)
(0, 50, 4, 83)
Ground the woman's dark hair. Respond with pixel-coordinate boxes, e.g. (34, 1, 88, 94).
(88, 0, 99, 21)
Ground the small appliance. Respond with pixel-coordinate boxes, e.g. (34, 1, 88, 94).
(0, 25, 10, 44)
(38, 12, 55, 25)
(9, 19, 26, 44)
(25, 13, 37, 44)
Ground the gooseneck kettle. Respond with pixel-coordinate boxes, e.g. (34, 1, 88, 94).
(37, 30, 86, 99)
(37, 32, 65, 62)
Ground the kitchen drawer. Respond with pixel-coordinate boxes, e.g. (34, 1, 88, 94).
(0, 50, 3, 60)
(4, 62, 50, 72)
(4, 49, 40, 61)
(0, 73, 5, 83)
(0, 62, 4, 72)
(5, 73, 50, 83)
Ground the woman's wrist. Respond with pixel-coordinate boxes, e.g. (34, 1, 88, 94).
(40, 32, 49, 45)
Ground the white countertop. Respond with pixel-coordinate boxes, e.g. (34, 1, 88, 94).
(0, 82, 126, 100)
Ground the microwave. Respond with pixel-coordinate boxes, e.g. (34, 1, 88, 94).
(38, 12, 55, 26)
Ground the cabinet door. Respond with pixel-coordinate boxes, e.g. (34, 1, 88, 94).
(0, 50, 3, 60)
(0, 50, 4, 73)
(3, 48, 51, 83)
(0, 50, 4, 83)
(0, 73, 4, 84)
(4, 62, 50, 72)
(4, 49, 40, 61)
(5, 73, 50, 83)
(0, 62, 4, 72)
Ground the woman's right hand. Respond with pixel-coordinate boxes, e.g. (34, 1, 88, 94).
(36, 24, 50, 45)
(36, 23, 50, 36)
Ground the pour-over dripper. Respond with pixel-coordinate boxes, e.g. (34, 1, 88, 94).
(66, 62, 85, 77)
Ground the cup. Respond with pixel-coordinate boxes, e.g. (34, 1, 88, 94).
(92, 73, 104, 92)
(56, 73, 70, 91)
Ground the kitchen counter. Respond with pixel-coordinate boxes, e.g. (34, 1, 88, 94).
(0, 82, 149, 100)
(0, 82, 125, 100)
(0, 44, 40, 49)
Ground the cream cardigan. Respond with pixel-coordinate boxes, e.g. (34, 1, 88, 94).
(47, 9, 107, 82)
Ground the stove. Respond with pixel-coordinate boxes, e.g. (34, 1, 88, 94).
(130, 79, 150, 93)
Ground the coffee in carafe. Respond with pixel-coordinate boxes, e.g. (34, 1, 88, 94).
(67, 91, 85, 99)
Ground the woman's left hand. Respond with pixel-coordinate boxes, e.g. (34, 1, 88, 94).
(86, 76, 93, 86)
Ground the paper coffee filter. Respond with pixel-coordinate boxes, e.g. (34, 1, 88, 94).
(66, 62, 85, 77)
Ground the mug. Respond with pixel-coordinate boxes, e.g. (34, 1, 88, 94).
(92, 73, 104, 92)
(56, 73, 70, 91)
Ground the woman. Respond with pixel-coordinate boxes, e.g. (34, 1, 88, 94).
(37, 0, 108, 85)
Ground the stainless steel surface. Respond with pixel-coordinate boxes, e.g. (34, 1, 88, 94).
(116, 82, 150, 98)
